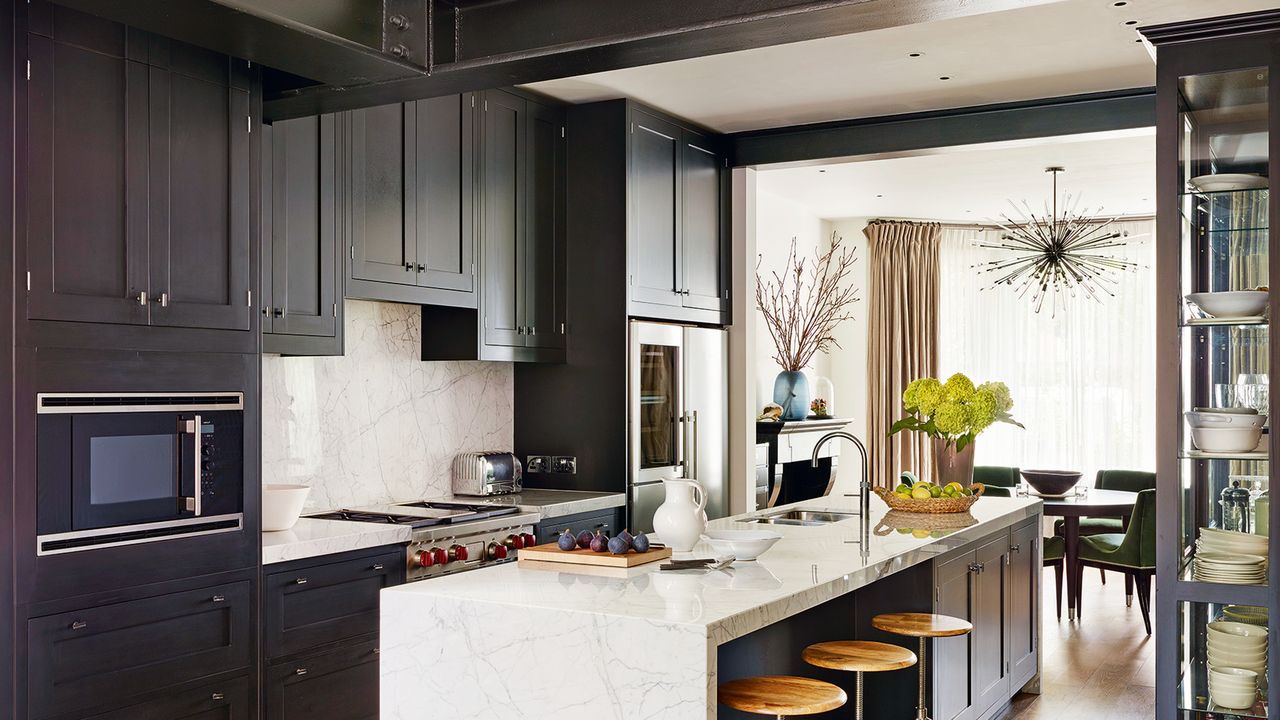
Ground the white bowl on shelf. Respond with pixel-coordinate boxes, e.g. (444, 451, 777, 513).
(699, 530, 782, 561)
(263, 484, 311, 532)
(1211, 689, 1259, 711)
(1208, 621, 1270, 650)
(1189, 173, 1268, 193)
(1190, 426, 1264, 453)
(1209, 655, 1267, 673)
(1208, 638, 1269, 659)
(1187, 291, 1269, 318)
(1186, 410, 1267, 429)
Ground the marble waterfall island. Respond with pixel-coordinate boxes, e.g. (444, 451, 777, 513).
(381, 494, 1043, 720)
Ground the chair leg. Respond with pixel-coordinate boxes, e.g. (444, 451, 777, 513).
(1134, 572, 1153, 636)
(1052, 563, 1063, 620)
(1124, 573, 1134, 607)
(1074, 561, 1084, 621)
(1099, 568, 1106, 585)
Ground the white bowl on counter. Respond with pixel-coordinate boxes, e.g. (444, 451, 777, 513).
(700, 530, 782, 561)
(1187, 291, 1269, 318)
(1190, 426, 1264, 453)
(1186, 410, 1266, 429)
(263, 484, 311, 531)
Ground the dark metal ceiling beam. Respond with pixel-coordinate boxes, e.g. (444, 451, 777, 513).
(729, 88, 1157, 167)
(265, 0, 1056, 120)
(49, 0, 429, 86)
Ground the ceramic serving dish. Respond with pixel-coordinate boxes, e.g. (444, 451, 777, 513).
(1187, 291, 1269, 318)
(700, 530, 782, 561)
(1189, 173, 1268, 193)
(1019, 470, 1082, 496)
(1190, 426, 1264, 453)
(1186, 410, 1266, 429)
(263, 484, 311, 532)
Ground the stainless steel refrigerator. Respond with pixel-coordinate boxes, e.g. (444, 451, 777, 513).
(628, 320, 729, 532)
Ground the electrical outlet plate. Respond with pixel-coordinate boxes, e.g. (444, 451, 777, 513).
(552, 456, 577, 474)
(526, 455, 550, 473)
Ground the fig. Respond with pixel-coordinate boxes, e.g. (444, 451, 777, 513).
(576, 530, 594, 549)
(632, 532, 651, 553)
(607, 535, 629, 555)
(590, 531, 609, 553)
(618, 529, 635, 548)
(557, 529, 577, 551)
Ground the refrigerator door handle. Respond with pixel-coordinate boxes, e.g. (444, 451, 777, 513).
(680, 411, 693, 479)
(688, 410, 699, 482)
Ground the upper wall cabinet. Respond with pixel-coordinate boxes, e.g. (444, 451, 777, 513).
(628, 106, 728, 324)
(344, 95, 476, 307)
(261, 114, 342, 356)
(421, 89, 566, 363)
(24, 1, 254, 333)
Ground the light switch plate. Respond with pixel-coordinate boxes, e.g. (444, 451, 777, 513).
(552, 456, 577, 474)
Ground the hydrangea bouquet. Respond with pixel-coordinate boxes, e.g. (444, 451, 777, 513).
(889, 373, 1023, 452)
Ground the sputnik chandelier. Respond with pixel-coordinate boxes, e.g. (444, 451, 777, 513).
(975, 166, 1141, 316)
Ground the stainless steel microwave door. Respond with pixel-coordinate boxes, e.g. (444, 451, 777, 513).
(639, 343, 678, 469)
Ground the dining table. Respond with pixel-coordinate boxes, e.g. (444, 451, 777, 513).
(1037, 488, 1140, 621)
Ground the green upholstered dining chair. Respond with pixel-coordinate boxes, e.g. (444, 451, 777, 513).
(1054, 469, 1155, 593)
(973, 466, 1019, 497)
(1075, 488, 1157, 634)
(1043, 535, 1065, 620)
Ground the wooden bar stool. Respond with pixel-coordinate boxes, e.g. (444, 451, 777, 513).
(718, 675, 847, 719)
(802, 640, 917, 720)
(871, 613, 973, 720)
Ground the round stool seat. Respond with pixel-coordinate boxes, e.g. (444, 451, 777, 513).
(802, 640, 918, 672)
(871, 612, 973, 638)
(719, 675, 848, 716)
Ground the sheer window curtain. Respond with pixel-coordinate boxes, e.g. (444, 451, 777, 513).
(938, 219, 1156, 476)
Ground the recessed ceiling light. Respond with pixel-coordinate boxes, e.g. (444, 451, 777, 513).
(1113, 1, 1127, 6)
(818, 169, 826, 173)
(908, 52, 924, 58)
(1123, 20, 1138, 26)
(939, 76, 951, 81)
(876, 194, 883, 198)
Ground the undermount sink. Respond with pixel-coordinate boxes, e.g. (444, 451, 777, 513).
(745, 509, 860, 526)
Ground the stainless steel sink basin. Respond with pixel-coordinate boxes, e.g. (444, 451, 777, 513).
(744, 509, 860, 526)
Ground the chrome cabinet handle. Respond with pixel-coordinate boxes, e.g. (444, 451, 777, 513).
(70, 620, 87, 631)
(137, 291, 148, 306)
(1010, 544, 1021, 554)
(404, 262, 413, 271)
(416, 263, 425, 271)
(211, 594, 226, 603)
(211, 692, 226, 701)
(181, 415, 203, 516)
(968, 562, 982, 574)
(371, 564, 384, 571)
(295, 577, 308, 585)
(151, 292, 169, 307)
(527, 326, 535, 335)
(295, 668, 308, 676)
(273, 308, 283, 318)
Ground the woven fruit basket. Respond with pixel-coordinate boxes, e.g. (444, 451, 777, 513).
(875, 483, 985, 514)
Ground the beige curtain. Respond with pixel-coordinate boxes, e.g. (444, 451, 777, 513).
(865, 220, 941, 487)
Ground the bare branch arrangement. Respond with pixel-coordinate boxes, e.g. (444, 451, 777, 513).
(755, 231, 861, 372)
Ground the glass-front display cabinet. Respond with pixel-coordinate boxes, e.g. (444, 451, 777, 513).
(1146, 12, 1280, 719)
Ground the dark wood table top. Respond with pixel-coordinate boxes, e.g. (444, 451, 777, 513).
(1037, 489, 1139, 517)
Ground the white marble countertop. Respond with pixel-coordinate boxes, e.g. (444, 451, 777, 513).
(262, 518, 412, 565)
(445, 488, 625, 518)
(383, 493, 1041, 643)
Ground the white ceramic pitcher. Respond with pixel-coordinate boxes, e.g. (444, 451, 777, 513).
(652, 478, 707, 552)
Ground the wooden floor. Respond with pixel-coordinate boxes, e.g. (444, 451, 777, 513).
(1005, 567, 1156, 719)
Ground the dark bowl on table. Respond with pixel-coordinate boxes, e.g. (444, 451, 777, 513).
(1019, 469, 1083, 496)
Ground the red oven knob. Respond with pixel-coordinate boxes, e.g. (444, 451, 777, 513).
(448, 544, 469, 562)
(522, 533, 537, 548)
(429, 548, 448, 566)
(416, 550, 435, 568)
(507, 534, 526, 550)
(487, 543, 508, 560)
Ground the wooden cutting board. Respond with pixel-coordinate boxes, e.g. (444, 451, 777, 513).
(518, 542, 671, 568)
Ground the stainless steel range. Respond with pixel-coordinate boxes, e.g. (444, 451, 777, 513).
(309, 501, 539, 581)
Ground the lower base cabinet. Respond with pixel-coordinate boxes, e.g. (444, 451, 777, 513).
(264, 637, 379, 720)
(933, 516, 1040, 720)
(532, 507, 625, 545)
(83, 676, 253, 720)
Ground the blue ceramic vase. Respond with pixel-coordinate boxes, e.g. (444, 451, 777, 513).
(773, 371, 810, 421)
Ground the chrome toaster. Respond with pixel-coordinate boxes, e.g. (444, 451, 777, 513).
(452, 452, 523, 496)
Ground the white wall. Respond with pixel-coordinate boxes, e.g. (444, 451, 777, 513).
(262, 300, 513, 512)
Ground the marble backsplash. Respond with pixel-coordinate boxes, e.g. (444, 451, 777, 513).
(262, 300, 513, 512)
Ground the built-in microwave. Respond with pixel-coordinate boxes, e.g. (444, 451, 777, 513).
(35, 392, 245, 555)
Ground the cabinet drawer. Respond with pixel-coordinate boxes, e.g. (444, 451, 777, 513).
(265, 549, 403, 658)
(28, 581, 253, 719)
(534, 508, 624, 545)
(265, 636, 380, 720)
(80, 675, 252, 720)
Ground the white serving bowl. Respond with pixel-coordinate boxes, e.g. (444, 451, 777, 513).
(1186, 410, 1267, 429)
(700, 530, 782, 561)
(1191, 426, 1264, 453)
(1211, 688, 1258, 711)
(1187, 290, 1269, 318)
(1208, 621, 1270, 649)
(1195, 406, 1263, 415)
(263, 484, 311, 532)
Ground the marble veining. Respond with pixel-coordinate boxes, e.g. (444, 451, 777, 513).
(262, 300, 513, 512)
(261, 518, 412, 565)
(381, 495, 1043, 719)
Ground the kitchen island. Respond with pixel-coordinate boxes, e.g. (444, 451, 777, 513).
(380, 493, 1043, 720)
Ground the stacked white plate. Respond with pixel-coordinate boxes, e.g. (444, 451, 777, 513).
(1199, 527, 1269, 555)
(1207, 621, 1267, 710)
(1194, 551, 1268, 584)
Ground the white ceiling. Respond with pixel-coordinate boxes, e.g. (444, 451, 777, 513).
(525, 0, 1277, 133)
(755, 129, 1155, 222)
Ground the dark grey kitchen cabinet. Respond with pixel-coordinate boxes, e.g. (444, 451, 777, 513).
(344, 94, 477, 308)
(933, 523, 1036, 720)
(532, 507, 625, 545)
(628, 105, 727, 323)
(421, 88, 566, 362)
(83, 676, 252, 720)
(264, 637, 379, 720)
(27, 580, 254, 719)
(24, 2, 254, 333)
(261, 114, 343, 356)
